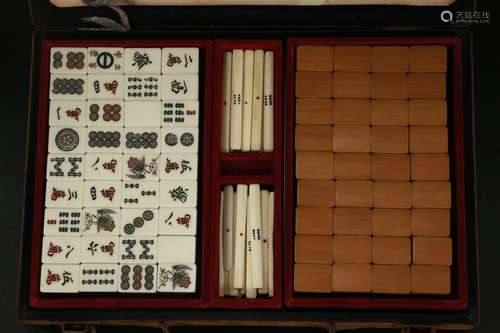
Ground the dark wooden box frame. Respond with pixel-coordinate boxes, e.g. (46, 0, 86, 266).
(17, 29, 478, 331)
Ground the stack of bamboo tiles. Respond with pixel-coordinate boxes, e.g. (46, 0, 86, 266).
(293, 45, 452, 295)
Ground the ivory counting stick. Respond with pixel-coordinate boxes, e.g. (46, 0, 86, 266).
(263, 51, 274, 152)
(268, 191, 275, 296)
(251, 50, 264, 152)
(233, 184, 248, 289)
(221, 51, 232, 153)
(241, 50, 254, 152)
(222, 185, 234, 271)
(224, 271, 230, 296)
(248, 184, 263, 288)
(258, 189, 270, 294)
(219, 191, 225, 296)
(228, 188, 239, 296)
(246, 199, 257, 298)
(230, 49, 244, 151)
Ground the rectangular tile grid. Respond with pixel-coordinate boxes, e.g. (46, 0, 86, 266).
(40, 46, 200, 294)
(294, 44, 451, 296)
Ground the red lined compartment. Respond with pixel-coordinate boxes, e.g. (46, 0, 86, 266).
(29, 39, 213, 309)
(284, 37, 468, 310)
(209, 40, 283, 309)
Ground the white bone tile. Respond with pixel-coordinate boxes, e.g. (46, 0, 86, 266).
(40, 264, 80, 293)
(118, 263, 156, 293)
(123, 128, 160, 153)
(87, 74, 125, 99)
(161, 100, 199, 127)
(86, 127, 123, 153)
(48, 127, 86, 154)
(157, 235, 196, 263)
(160, 127, 198, 153)
(80, 235, 119, 263)
(122, 181, 160, 208)
(79, 263, 119, 292)
(84, 153, 123, 180)
(158, 207, 196, 236)
(122, 154, 160, 181)
(87, 47, 124, 73)
(43, 208, 83, 236)
(120, 208, 158, 236)
(159, 153, 198, 180)
(157, 263, 196, 292)
(50, 47, 88, 74)
(83, 180, 122, 208)
(46, 154, 84, 181)
(161, 48, 199, 74)
(49, 100, 86, 127)
(124, 101, 162, 128)
(86, 100, 124, 127)
(162, 74, 198, 100)
(81, 208, 120, 235)
(125, 74, 161, 101)
(42, 236, 81, 264)
(124, 48, 162, 74)
(49, 74, 87, 100)
(159, 180, 197, 208)
(45, 180, 84, 208)
(119, 236, 157, 264)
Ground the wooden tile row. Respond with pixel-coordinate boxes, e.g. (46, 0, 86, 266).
(294, 235, 452, 265)
(296, 207, 450, 237)
(295, 125, 448, 153)
(294, 264, 450, 295)
(296, 72, 446, 99)
(296, 45, 447, 73)
(297, 180, 451, 208)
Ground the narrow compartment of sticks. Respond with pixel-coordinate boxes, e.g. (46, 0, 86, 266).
(209, 178, 282, 308)
(213, 40, 282, 177)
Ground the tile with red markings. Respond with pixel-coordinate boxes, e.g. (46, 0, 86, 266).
(158, 207, 197, 236)
(161, 101, 199, 127)
(40, 264, 80, 293)
(42, 236, 81, 264)
(87, 47, 124, 73)
(81, 208, 120, 235)
(157, 263, 197, 293)
(80, 235, 119, 263)
(50, 47, 88, 74)
(45, 180, 83, 208)
(159, 153, 198, 180)
(87, 74, 125, 99)
(84, 153, 123, 180)
(122, 154, 160, 181)
(48, 127, 86, 154)
(86, 100, 124, 127)
(161, 48, 199, 74)
(43, 208, 83, 236)
(83, 180, 122, 208)
(49, 100, 86, 127)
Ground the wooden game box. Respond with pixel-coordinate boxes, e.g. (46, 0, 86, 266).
(18, 0, 479, 331)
